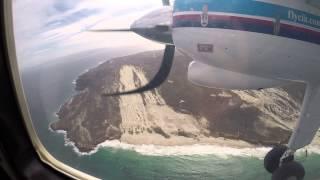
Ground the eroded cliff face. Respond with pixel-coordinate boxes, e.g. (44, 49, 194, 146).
(50, 50, 304, 152)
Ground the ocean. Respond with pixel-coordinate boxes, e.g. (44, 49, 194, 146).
(20, 50, 320, 180)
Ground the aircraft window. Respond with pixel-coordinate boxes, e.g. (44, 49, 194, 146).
(10, 0, 320, 180)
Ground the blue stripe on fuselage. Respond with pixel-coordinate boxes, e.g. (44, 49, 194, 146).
(174, 0, 320, 30)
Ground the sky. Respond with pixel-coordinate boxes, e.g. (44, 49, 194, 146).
(13, 0, 166, 68)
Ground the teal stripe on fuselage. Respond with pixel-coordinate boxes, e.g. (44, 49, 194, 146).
(174, 0, 320, 30)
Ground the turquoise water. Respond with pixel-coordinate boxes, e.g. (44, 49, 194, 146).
(21, 53, 320, 180)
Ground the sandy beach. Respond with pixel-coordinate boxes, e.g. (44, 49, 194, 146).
(120, 133, 254, 148)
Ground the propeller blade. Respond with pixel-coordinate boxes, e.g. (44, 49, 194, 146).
(88, 29, 132, 32)
(162, 0, 170, 6)
(102, 45, 175, 97)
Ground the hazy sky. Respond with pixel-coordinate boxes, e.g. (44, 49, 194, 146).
(13, 0, 166, 68)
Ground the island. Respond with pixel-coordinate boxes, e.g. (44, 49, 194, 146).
(50, 50, 306, 153)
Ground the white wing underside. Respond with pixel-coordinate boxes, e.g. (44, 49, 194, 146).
(288, 83, 320, 150)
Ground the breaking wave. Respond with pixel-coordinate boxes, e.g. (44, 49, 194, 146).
(98, 141, 320, 158)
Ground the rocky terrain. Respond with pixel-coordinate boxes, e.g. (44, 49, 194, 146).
(50, 50, 306, 152)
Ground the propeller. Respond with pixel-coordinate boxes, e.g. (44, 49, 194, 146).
(102, 45, 175, 96)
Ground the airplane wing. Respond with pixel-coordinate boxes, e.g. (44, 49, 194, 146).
(288, 83, 320, 150)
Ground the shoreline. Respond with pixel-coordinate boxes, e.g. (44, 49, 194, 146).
(50, 128, 320, 158)
(51, 126, 265, 156)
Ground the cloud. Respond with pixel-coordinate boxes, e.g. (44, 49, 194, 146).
(13, 0, 164, 68)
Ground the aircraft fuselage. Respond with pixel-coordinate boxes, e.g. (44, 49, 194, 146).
(172, 0, 320, 84)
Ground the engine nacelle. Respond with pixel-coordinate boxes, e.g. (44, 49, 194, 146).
(188, 61, 288, 90)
